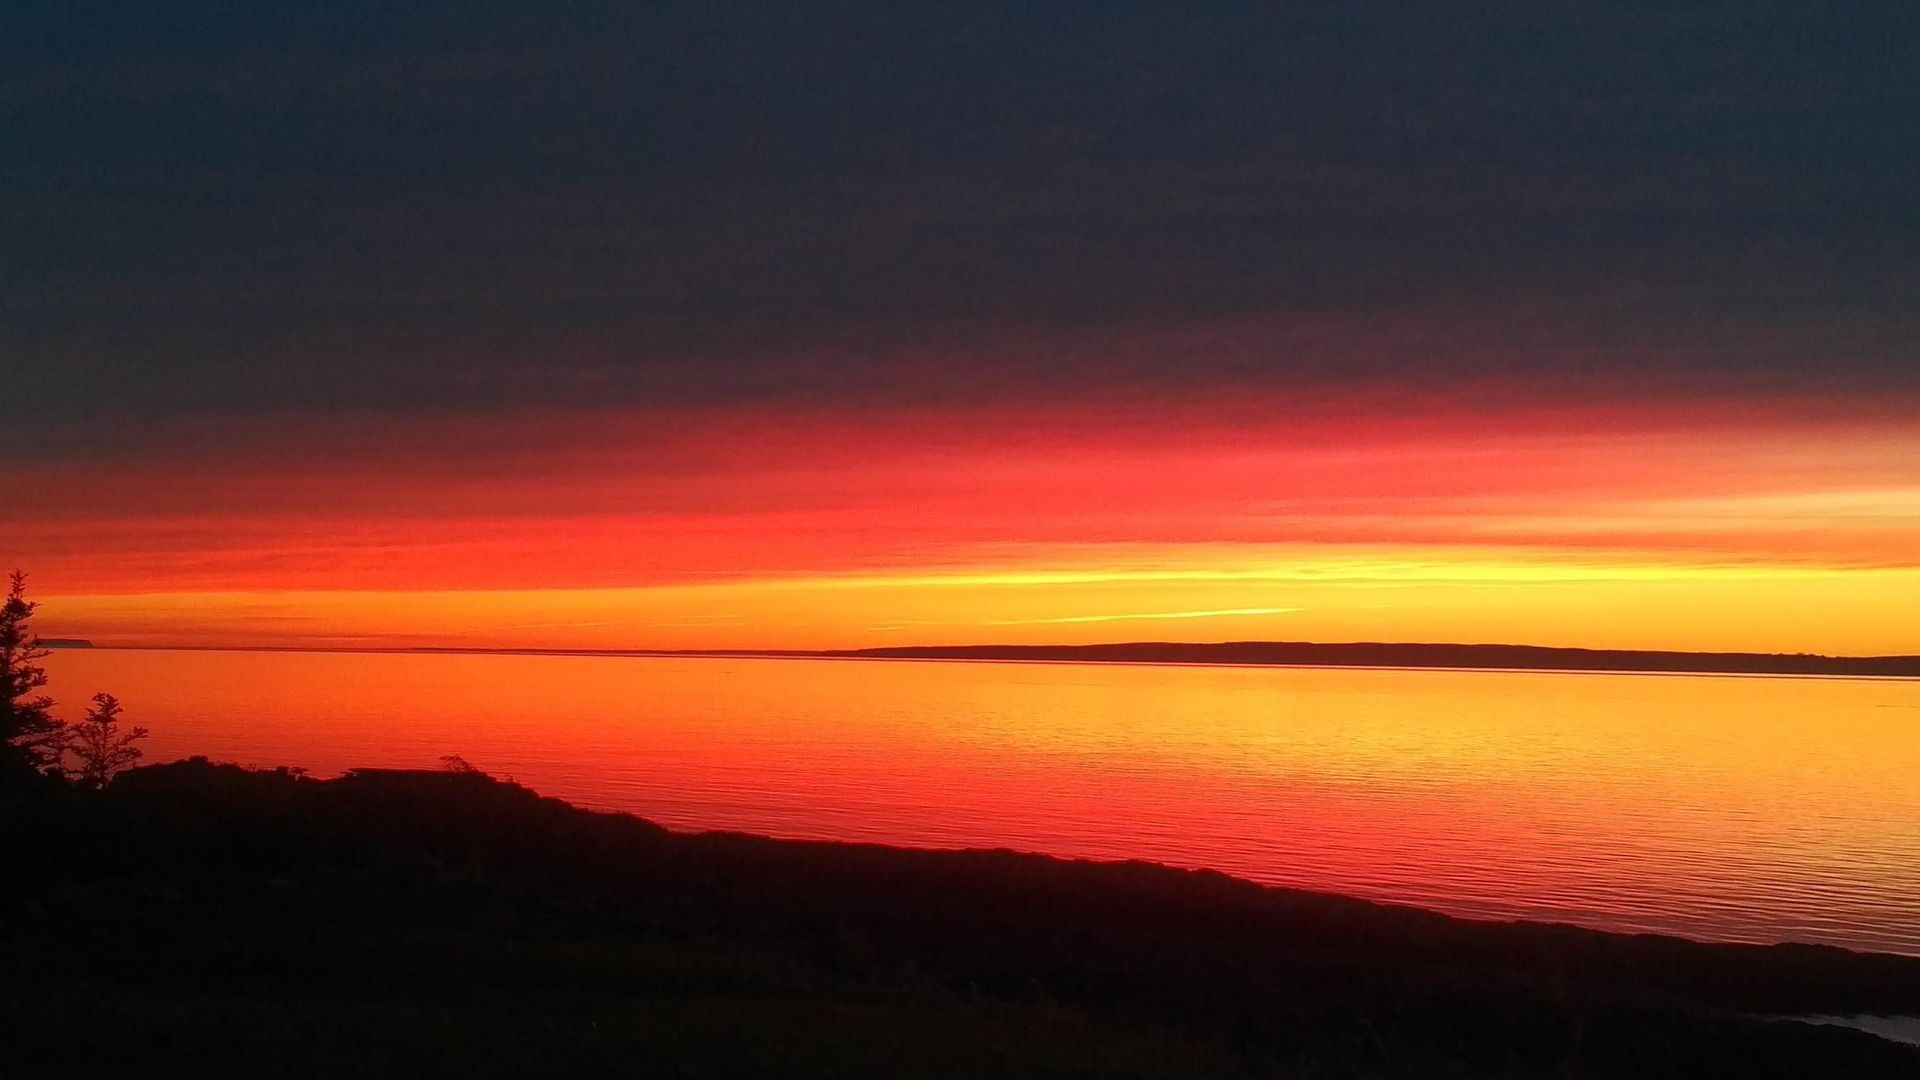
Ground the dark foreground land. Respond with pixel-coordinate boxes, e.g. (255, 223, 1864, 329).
(5, 763, 1918, 1078)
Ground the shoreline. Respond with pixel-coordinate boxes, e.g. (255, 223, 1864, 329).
(51, 641, 1920, 680)
(7, 760, 1920, 1076)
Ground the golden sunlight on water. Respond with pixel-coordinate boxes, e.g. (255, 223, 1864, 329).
(45, 649, 1920, 955)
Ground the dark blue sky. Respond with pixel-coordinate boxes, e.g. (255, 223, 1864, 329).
(6, 3, 1917, 456)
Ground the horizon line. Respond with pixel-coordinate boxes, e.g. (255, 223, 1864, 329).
(43, 638, 1920, 674)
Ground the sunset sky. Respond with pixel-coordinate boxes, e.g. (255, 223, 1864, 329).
(8, 5, 1918, 653)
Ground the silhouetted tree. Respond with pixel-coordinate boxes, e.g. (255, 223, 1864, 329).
(68, 693, 147, 789)
(1, 571, 65, 778)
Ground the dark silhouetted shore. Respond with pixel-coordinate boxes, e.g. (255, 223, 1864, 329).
(5, 760, 1918, 1077)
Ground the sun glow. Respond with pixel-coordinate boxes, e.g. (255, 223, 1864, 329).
(17, 396, 1920, 655)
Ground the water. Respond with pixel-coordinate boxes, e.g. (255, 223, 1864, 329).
(43, 648, 1920, 956)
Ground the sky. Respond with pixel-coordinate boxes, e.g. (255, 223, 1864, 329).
(7, 4, 1919, 653)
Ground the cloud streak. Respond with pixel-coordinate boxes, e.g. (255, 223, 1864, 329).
(981, 608, 1302, 627)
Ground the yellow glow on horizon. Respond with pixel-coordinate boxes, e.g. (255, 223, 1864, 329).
(32, 546, 1920, 656)
(980, 606, 1302, 626)
(16, 399, 1918, 657)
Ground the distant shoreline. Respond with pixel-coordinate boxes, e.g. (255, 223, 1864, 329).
(828, 641, 1920, 678)
(61, 639, 1920, 677)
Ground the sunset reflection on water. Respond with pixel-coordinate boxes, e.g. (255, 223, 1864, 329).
(46, 648, 1920, 955)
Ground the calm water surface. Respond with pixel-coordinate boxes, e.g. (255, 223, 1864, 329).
(45, 649, 1920, 955)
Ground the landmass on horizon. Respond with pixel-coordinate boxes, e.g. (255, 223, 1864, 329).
(86, 639, 1920, 678)
(827, 641, 1920, 677)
